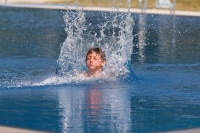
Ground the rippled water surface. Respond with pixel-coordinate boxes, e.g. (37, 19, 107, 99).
(0, 7, 200, 133)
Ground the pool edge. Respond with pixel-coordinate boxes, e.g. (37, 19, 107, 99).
(1, 126, 200, 133)
(0, 126, 48, 133)
(0, 3, 200, 17)
(163, 128, 200, 133)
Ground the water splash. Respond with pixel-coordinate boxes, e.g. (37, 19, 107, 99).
(57, 4, 134, 78)
(0, 1, 134, 88)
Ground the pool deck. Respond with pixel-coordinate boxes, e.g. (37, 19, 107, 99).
(164, 128, 200, 133)
(0, 125, 200, 133)
(0, 126, 47, 133)
(0, 3, 200, 17)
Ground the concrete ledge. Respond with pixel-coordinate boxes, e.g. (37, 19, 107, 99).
(0, 126, 48, 133)
(0, 3, 200, 17)
(0, 126, 200, 133)
(163, 128, 200, 133)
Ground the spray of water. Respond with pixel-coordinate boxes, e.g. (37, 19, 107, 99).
(57, 2, 134, 79)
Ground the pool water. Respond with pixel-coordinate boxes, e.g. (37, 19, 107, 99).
(0, 7, 200, 133)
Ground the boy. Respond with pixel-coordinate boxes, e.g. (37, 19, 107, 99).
(77, 47, 106, 78)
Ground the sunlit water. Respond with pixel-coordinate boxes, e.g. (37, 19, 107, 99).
(0, 6, 200, 133)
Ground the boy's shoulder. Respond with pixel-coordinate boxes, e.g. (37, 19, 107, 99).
(76, 71, 116, 79)
(76, 72, 89, 79)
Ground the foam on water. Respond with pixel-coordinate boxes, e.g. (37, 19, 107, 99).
(0, 72, 118, 88)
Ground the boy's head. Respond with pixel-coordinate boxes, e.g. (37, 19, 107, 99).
(86, 48, 106, 61)
(86, 47, 106, 73)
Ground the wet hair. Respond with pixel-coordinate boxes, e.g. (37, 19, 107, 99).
(86, 47, 106, 61)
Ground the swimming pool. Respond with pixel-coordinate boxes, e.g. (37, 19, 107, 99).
(0, 6, 200, 133)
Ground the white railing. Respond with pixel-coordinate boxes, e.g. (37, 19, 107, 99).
(138, 0, 176, 14)
(138, 0, 148, 13)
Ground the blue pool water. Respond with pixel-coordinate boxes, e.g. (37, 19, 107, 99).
(0, 6, 200, 133)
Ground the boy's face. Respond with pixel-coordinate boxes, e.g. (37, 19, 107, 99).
(86, 52, 105, 72)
